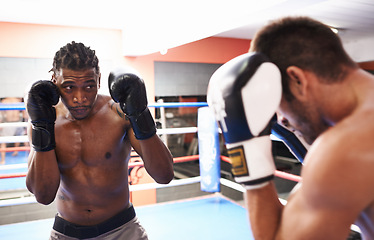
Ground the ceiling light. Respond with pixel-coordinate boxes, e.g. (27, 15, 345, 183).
(330, 27, 338, 34)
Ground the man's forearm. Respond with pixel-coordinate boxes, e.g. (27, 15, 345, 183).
(140, 135, 174, 184)
(26, 150, 60, 205)
(245, 181, 284, 240)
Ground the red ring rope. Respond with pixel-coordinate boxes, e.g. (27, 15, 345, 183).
(0, 155, 201, 179)
(0, 146, 30, 152)
(0, 154, 301, 182)
(0, 173, 27, 179)
(220, 155, 301, 182)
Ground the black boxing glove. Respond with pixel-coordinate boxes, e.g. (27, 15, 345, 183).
(108, 68, 156, 140)
(27, 80, 60, 152)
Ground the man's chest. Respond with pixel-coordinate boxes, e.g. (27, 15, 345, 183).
(54, 117, 130, 168)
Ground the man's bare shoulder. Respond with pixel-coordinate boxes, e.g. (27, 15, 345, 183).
(301, 109, 374, 209)
(95, 94, 112, 107)
(98, 94, 112, 102)
(333, 106, 374, 157)
(100, 95, 125, 119)
(309, 104, 374, 161)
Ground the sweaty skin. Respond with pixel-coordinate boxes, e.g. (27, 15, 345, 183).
(26, 68, 173, 226)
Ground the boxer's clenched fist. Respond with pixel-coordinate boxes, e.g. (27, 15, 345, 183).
(27, 80, 60, 152)
(109, 68, 156, 140)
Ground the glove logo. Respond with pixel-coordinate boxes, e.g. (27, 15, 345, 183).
(228, 146, 249, 177)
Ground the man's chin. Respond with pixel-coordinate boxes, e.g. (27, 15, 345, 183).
(72, 115, 87, 120)
(69, 107, 90, 120)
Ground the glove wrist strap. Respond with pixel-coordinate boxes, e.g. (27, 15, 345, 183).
(128, 108, 156, 140)
(241, 176, 273, 190)
(227, 136, 275, 189)
(31, 122, 56, 152)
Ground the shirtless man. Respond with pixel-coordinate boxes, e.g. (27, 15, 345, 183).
(208, 16, 374, 239)
(26, 41, 174, 239)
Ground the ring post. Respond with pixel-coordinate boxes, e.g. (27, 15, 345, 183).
(198, 107, 220, 192)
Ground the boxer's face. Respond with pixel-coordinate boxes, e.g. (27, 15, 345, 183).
(278, 96, 329, 145)
(53, 68, 101, 120)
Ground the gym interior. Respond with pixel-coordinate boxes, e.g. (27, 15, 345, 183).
(0, 1, 373, 239)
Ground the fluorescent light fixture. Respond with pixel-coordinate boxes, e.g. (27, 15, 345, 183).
(330, 27, 339, 34)
(160, 49, 168, 55)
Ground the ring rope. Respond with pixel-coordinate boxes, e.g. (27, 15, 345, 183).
(0, 155, 201, 179)
(0, 155, 301, 183)
(0, 127, 198, 144)
(0, 146, 30, 152)
(0, 122, 28, 128)
(0, 102, 300, 183)
(0, 102, 209, 111)
(220, 155, 301, 183)
(0, 103, 25, 111)
(0, 163, 27, 170)
(0, 136, 29, 144)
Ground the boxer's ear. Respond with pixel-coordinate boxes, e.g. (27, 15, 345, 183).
(51, 73, 57, 84)
(286, 66, 308, 100)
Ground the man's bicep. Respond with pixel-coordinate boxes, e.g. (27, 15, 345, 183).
(277, 183, 356, 239)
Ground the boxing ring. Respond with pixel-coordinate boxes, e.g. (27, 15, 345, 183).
(0, 102, 306, 239)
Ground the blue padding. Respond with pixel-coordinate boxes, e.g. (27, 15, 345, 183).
(0, 103, 26, 111)
(149, 102, 208, 108)
(198, 107, 221, 192)
(271, 122, 307, 163)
